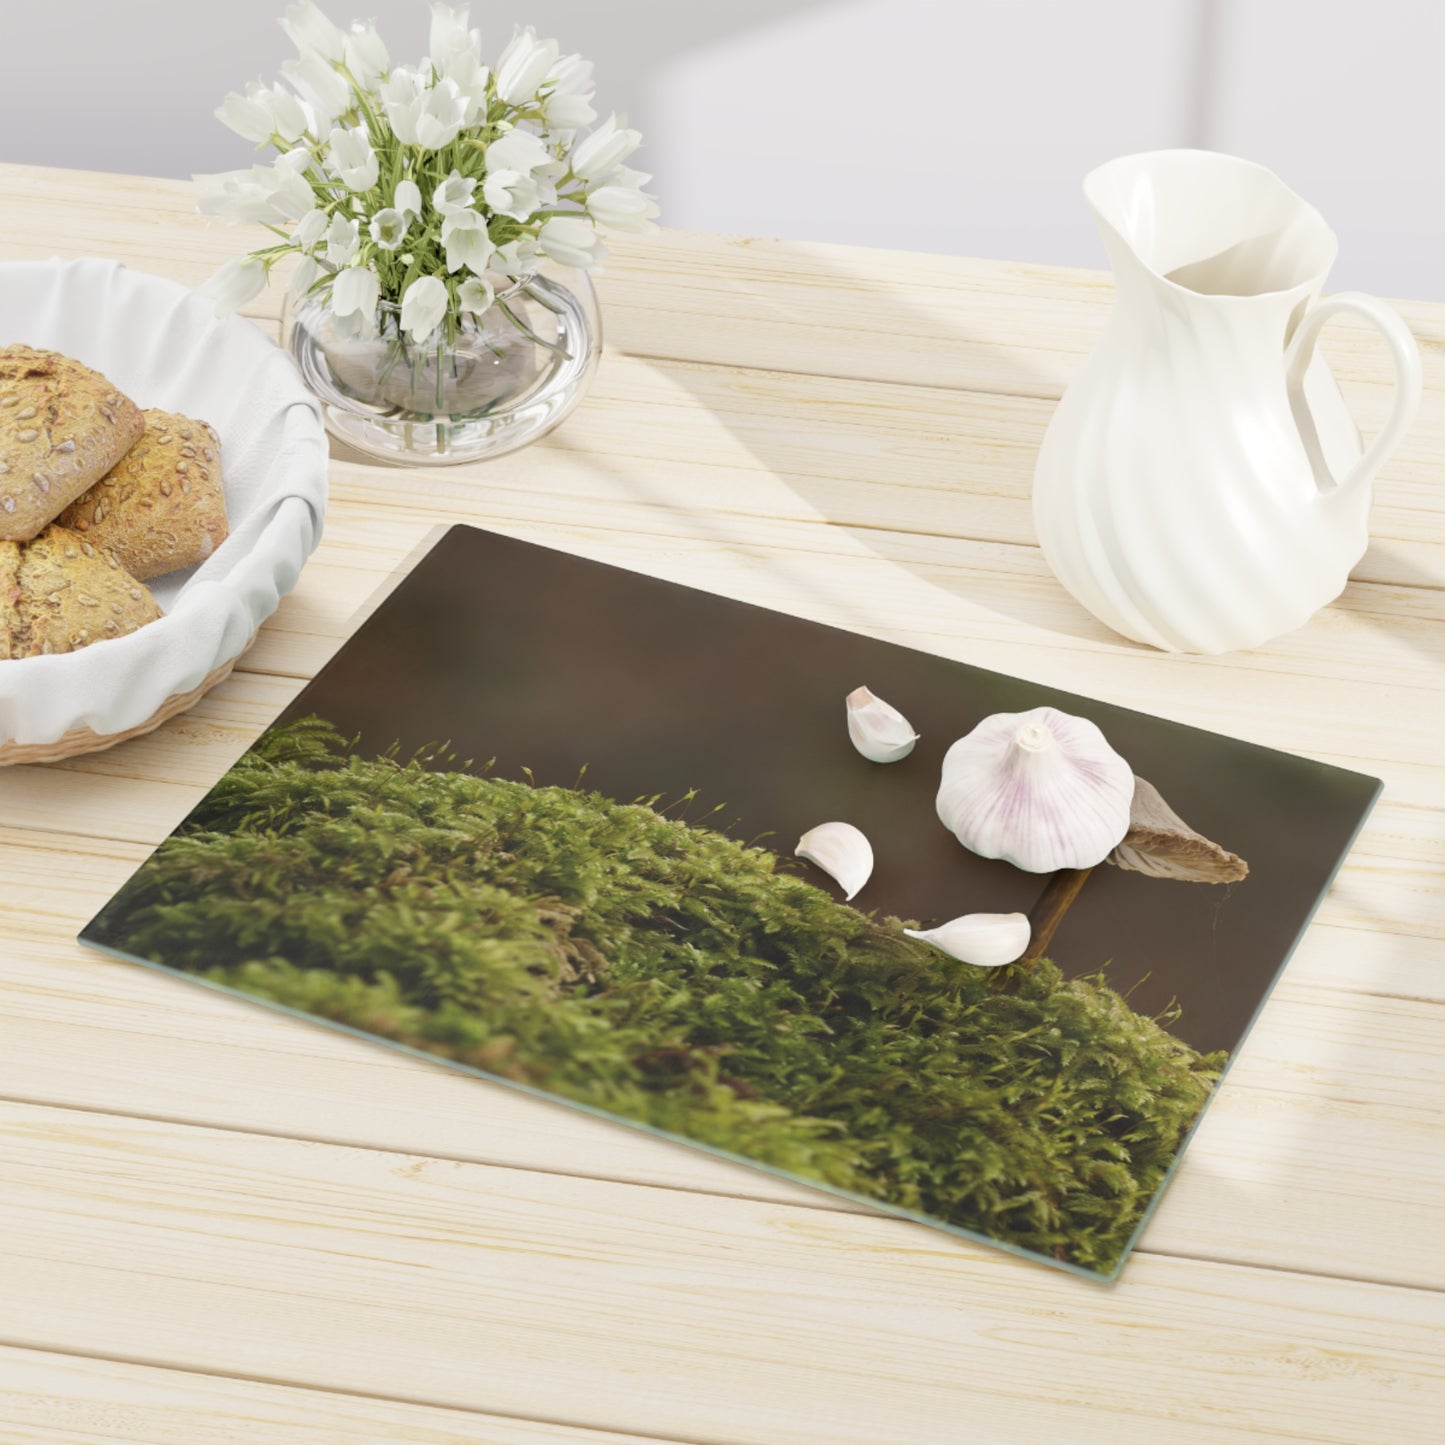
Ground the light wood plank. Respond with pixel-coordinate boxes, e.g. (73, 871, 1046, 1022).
(0, 1345, 675, 1445)
(12, 621, 1444, 833)
(4, 165, 1441, 582)
(2, 162, 1441, 406)
(7, 502, 1444, 810)
(198, 506, 1445, 732)
(3, 1101, 1443, 1445)
(516, 352, 1445, 559)
(113, 250, 1445, 596)
(257, 486, 1445, 750)
(1, 828, 1443, 1290)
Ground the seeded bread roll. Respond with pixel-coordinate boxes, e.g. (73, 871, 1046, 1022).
(0, 524, 161, 659)
(0, 539, 20, 660)
(0, 345, 145, 543)
(58, 409, 228, 580)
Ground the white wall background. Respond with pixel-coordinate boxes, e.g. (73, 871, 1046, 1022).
(1, 0, 1440, 297)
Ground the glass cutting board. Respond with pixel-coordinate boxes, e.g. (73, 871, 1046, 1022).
(82, 524, 1380, 1278)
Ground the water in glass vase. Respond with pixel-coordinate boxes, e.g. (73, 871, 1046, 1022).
(285, 265, 601, 465)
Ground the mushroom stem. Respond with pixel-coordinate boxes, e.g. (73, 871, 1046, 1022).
(1024, 866, 1094, 959)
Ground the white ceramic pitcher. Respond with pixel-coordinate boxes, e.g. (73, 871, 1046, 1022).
(1033, 150, 1422, 654)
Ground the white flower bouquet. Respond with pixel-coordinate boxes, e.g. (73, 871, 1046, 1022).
(196, 0, 658, 355)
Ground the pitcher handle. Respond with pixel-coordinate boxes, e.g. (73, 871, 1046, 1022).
(1285, 291, 1422, 497)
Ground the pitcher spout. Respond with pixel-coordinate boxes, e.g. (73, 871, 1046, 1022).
(1084, 149, 1337, 308)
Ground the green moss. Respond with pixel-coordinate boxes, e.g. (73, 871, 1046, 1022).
(88, 716, 1224, 1273)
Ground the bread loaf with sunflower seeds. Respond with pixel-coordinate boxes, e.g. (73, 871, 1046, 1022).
(0, 345, 145, 543)
(58, 408, 228, 580)
(0, 524, 161, 659)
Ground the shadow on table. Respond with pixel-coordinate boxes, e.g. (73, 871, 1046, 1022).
(602, 233, 1123, 649)
(1348, 541, 1445, 670)
(603, 238, 1442, 673)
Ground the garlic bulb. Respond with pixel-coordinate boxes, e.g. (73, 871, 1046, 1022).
(846, 685, 919, 763)
(935, 705, 1134, 873)
(905, 912, 1031, 968)
(796, 821, 873, 900)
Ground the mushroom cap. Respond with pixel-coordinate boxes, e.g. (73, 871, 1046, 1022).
(1107, 776, 1248, 883)
(935, 705, 1134, 873)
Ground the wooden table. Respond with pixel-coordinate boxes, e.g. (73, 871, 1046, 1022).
(1, 163, 1442, 1445)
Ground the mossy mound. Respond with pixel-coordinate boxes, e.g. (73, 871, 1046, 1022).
(88, 716, 1224, 1273)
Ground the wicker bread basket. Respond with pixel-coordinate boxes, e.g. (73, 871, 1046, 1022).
(0, 642, 253, 767)
(0, 259, 327, 761)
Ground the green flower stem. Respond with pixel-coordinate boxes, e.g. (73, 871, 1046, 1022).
(495, 297, 571, 361)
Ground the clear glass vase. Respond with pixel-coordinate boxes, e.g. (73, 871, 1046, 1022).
(283, 264, 601, 465)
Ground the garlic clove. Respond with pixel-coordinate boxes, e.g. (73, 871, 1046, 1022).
(904, 912, 1031, 968)
(796, 821, 874, 901)
(935, 704, 1134, 873)
(846, 685, 920, 763)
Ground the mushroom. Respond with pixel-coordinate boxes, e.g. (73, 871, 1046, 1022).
(1024, 775, 1248, 959)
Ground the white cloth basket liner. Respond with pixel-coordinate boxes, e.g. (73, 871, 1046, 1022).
(0, 257, 328, 745)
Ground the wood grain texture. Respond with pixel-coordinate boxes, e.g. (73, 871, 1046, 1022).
(1, 162, 1441, 401)
(2, 1101, 1443, 1445)
(0, 827, 1441, 1294)
(0, 163, 1442, 1442)
(0, 1346, 675, 1445)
